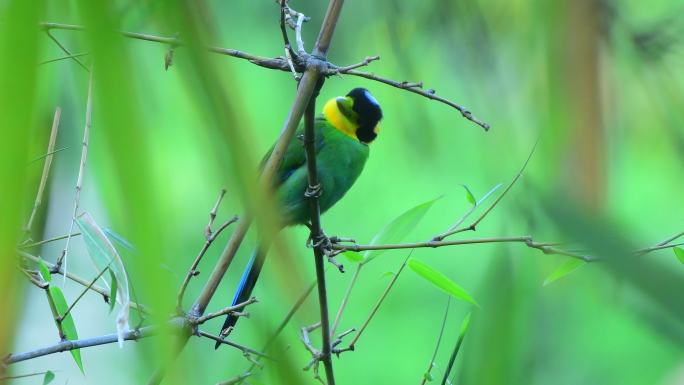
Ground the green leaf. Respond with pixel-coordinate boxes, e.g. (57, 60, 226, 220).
(408, 258, 478, 306)
(363, 198, 439, 264)
(462, 185, 476, 206)
(48, 286, 83, 373)
(38, 258, 52, 282)
(423, 371, 434, 382)
(76, 212, 130, 346)
(379, 271, 395, 279)
(42, 370, 55, 385)
(543, 258, 586, 286)
(108, 269, 118, 313)
(342, 251, 363, 263)
(674, 247, 684, 265)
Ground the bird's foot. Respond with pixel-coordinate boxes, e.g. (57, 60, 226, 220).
(304, 183, 322, 199)
(307, 231, 355, 273)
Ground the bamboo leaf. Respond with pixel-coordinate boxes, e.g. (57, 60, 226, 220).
(342, 251, 363, 263)
(364, 198, 439, 264)
(75, 212, 130, 347)
(38, 258, 52, 282)
(408, 258, 478, 306)
(108, 269, 118, 313)
(462, 185, 476, 206)
(42, 370, 55, 385)
(543, 258, 586, 286)
(48, 286, 83, 373)
(674, 247, 684, 265)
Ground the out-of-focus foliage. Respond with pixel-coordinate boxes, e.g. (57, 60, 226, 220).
(3, 0, 684, 384)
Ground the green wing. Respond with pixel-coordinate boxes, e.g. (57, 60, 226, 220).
(260, 118, 327, 186)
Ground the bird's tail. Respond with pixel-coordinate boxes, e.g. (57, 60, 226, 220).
(215, 245, 268, 349)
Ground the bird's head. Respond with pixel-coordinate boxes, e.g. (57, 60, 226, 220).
(323, 88, 383, 144)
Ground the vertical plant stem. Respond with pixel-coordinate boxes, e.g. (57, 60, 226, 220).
(58, 72, 93, 279)
(24, 107, 61, 235)
(331, 263, 363, 336)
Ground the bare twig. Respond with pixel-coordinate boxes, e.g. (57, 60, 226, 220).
(0, 371, 51, 381)
(58, 261, 113, 322)
(39, 52, 89, 66)
(432, 183, 502, 242)
(18, 267, 48, 289)
(206, 189, 227, 239)
(330, 264, 362, 336)
(216, 372, 253, 385)
(330, 55, 380, 74)
(335, 235, 593, 261)
(57, 73, 93, 276)
(45, 29, 89, 72)
(347, 251, 413, 350)
(21, 232, 81, 248)
(23, 108, 61, 236)
(340, 69, 489, 130)
(197, 331, 270, 359)
(40, 22, 488, 129)
(420, 296, 451, 385)
(176, 190, 236, 310)
(192, 297, 257, 325)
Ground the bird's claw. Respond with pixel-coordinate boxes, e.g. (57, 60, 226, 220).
(307, 231, 346, 273)
(304, 183, 322, 199)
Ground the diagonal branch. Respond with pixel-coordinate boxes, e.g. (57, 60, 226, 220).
(23, 107, 61, 237)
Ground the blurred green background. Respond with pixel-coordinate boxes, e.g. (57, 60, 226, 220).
(2, 0, 684, 384)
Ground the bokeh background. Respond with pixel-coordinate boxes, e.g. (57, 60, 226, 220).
(2, 0, 684, 384)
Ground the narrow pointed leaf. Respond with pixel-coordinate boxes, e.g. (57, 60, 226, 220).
(38, 258, 52, 282)
(75, 212, 130, 347)
(42, 370, 55, 385)
(543, 258, 586, 286)
(408, 258, 478, 306)
(674, 247, 684, 265)
(108, 269, 118, 313)
(462, 185, 476, 206)
(342, 251, 363, 263)
(48, 286, 83, 372)
(364, 198, 439, 264)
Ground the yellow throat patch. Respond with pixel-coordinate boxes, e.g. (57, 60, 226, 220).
(323, 97, 358, 140)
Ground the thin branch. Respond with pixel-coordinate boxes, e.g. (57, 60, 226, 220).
(0, 371, 51, 381)
(206, 189, 227, 239)
(330, 264, 362, 337)
(438, 139, 538, 238)
(39, 52, 89, 66)
(20, 232, 81, 248)
(279, 0, 296, 59)
(39, 22, 488, 129)
(4, 326, 156, 365)
(58, 261, 113, 322)
(18, 267, 48, 289)
(334, 236, 593, 262)
(330, 55, 380, 73)
(176, 189, 236, 310)
(432, 183, 503, 242)
(656, 230, 684, 247)
(24, 107, 61, 236)
(420, 296, 451, 385)
(216, 372, 253, 385)
(57, 73, 93, 276)
(45, 29, 89, 72)
(192, 297, 258, 325)
(197, 331, 270, 359)
(339, 69, 490, 130)
(347, 251, 412, 350)
(28, 146, 69, 164)
(18, 251, 149, 314)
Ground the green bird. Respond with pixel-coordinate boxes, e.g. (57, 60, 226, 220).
(216, 88, 383, 345)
